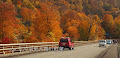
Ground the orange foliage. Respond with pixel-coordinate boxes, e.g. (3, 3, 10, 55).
(0, 3, 19, 42)
(1, 0, 119, 43)
(77, 19, 90, 41)
(20, 7, 35, 21)
(17, 1, 22, 5)
(89, 25, 97, 40)
(102, 14, 115, 34)
(67, 26, 79, 40)
(40, 33, 53, 42)
(23, 35, 39, 43)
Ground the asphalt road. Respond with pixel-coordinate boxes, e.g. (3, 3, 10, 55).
(118, 43, 120, 58)
(11, 43, 111, 58)
(100, 44, 118, 58)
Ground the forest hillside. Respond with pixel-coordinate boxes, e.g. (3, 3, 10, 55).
(0, 0, 120, 43)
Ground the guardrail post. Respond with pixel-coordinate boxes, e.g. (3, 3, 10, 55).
(54, 46, 56, 51)
(19, 47, 22, 52)
(51, 46, 53, 51)
(39, 47, 42, 51)
(12, 46, 14, 53)
(48, 47, 51, 51)
(56, 47, 59, 51)
(29, 47, 33, 51)
(3, 46, 5, 54)
(51, 43, 54, 51)
(3, 46, 4, 49)
(44, 47, 46, 51)
(3, 51, 5, 54)
(26, 45, 28, 51)
(34, 47, 37, 51)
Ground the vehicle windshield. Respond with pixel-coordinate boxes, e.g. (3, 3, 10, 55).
(60, 39, 68, 42)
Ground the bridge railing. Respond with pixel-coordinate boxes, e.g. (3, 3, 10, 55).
(0, 41, 98, 55)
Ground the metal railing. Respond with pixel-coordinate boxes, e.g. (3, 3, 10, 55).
(0, 41, 97, 55)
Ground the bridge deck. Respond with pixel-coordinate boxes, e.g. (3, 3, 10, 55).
(11, 43, 111, 58)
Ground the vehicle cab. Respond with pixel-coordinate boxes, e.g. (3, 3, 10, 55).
(59, 37, 74, 50)
(99, 40, 107, 47)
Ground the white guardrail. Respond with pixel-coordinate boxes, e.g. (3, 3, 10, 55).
(0, 41, 98, 55)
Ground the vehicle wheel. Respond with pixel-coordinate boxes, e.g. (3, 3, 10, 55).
(69, 47, 72, 50)
(72, 47, 74, 50)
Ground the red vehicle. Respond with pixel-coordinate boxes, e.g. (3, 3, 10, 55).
(59, 37, 74, 50)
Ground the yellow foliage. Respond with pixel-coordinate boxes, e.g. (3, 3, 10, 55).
(6, 0, 12, 3)
(89, 25, 97, 40)
(35, 1, 39, 5)
(90, 25, 96, 34)
(17, 5, 21, 9)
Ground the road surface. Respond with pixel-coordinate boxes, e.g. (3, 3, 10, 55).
(99, 44, 118, 58)
(118, 43, 120, 58)
(11, 43, 111, 58)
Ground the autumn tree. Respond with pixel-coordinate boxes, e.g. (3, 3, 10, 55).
(22, 0, 35, 9)
(23, 35, 39, 43)
(89, 24, 97, 40)
(88, 15, 104, 40)
(54, 0, 70, 16)
(67, 26, 79, 40)
(110, 8, 120, 18)
(61, 10, 78, 33)
(0, 3, 19, 43)
(32, 3, 62, 42)
(102, 14, 116, 38)
(77, 20, 90, 41)
(1, 0, 120, 42)
(114, 15, 120, 38)
(20, 7, 38, 42)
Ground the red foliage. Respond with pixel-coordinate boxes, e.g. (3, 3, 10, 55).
(1, 36, 11, 44)
(17, 1, 22, 5)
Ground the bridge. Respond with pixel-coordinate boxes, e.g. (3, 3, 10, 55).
(0, 41, 119, 58)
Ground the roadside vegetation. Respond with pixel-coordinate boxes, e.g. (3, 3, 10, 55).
(0, 0, 120, 43)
